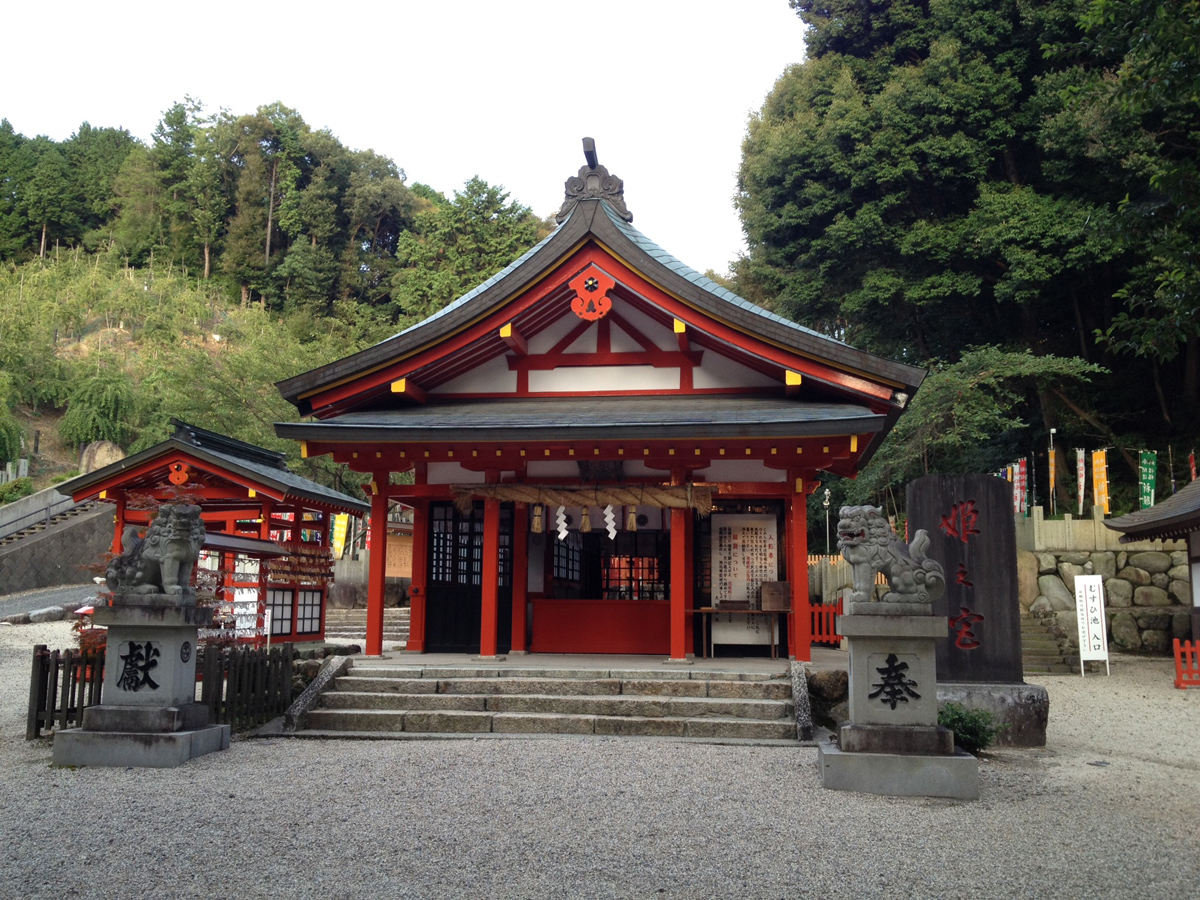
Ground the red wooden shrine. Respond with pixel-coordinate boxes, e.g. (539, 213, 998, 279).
(276, 145, 925, 661)
(59, 420, 369, 643)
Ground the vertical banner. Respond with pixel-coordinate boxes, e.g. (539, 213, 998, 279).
(1048, 447, 1057, 500)
(1074, 574, 1110, 676)
(1191, 450, 1197, 482)
(1076, 449, 1086, 515)
(1092, 450, 1110, 515)
(1017, 458, 1028, 515)
(1008, 465, 1019, 514)
(331, 513, 349, 560)
(1139, 451, 1157, 510)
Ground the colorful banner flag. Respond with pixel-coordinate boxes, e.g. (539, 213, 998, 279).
(331, 513, 349, 559)
(1092, 449, 1109, 515)
(1077, 449, 1086, 516)
(1048, 448, 1056, 498)
(1139, 451, 1157, 510)
(1018, 458, 1028, 515)
(1191, 450, 1196, 482)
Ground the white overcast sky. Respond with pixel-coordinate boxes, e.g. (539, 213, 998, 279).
(2, 1, 806, 276)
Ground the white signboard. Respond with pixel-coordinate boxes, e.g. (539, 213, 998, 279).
(711, 514, 778, 646)
(1074, 574, 1110, 676)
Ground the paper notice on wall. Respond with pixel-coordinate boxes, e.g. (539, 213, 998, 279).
(711, 514, 778, 646)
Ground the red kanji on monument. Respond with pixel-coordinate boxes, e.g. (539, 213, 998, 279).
(939, 500, 981, 543)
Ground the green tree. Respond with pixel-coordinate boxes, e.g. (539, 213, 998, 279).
(59, 360, 136, 447)
(390, 176, 545, 320)
(24, 137, 79, 258)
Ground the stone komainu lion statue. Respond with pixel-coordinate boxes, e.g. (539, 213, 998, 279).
(105, 504, 207, 596)
(837, 505, 945, 605)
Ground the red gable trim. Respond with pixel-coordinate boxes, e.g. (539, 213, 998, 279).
(303, 243, 898, 416)
(68, 450, 288, 504)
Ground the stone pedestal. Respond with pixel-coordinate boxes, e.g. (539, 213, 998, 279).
(52, 596, 230, 768)
(818, 612, 979, 800)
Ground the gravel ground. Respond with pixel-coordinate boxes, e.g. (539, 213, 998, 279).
(1, 620, 1197, 900)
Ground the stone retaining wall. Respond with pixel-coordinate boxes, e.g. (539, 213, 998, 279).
(1017, 548, 1192, 653)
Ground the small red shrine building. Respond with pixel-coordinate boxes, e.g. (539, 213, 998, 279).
(275, 144, 925, 661)
(59, 420, 369, 643)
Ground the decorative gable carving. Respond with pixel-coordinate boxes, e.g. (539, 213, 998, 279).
(555, 138, 633, 224)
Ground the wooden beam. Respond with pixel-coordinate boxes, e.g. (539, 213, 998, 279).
(499, 322, 528, 357)
(390, 378, 427, 404)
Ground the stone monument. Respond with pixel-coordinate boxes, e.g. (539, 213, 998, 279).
(52, 504, 231, 768)
(908, 473, 1049, 746)
(817, 505, 979, 800)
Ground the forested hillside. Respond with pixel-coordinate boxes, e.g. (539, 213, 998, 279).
(0, 101, 549, 496)
(735, 0, 1200, 516)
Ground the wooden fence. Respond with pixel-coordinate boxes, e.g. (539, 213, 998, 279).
(811, 596, 844, 647)
(28, 643, 295, 739)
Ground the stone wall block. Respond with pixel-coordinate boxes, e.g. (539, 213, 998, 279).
(1133, 585, 1170, 607)
(1057, 562, 1087, 593)
(1135, 613, 1170, 630)
(1117, 551, 1128, 571)
(1091, 552, 1116, 578)
(1173, 614, 1192, 639)
(1170, 550, 1187, 568)
(1151, 573, 1169, 589)
(1060, 552, 1091, 566)
(1039, 575, 1076, 611)
(1104, 578, 1133, 607)
(1029, 596, 1053, 616)
(1110, 612, 1142, 651)
(1128, 551, 1173, 574)
(1140, 629, 1171, 653)
(1168, 564, 1190, 581)
(1116, 566, 1151, 586)
(1036, 552, 1058, 574)
(1017, 550, 1039, 610)
(1055, 611, 1079, 647)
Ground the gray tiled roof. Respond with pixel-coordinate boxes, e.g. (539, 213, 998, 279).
(1106, 478, 1200, 542)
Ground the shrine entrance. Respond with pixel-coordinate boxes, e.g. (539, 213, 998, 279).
(425, 501, 513, 653)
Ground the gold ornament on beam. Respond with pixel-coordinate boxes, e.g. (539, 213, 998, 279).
(580, 506, 592, 533)
(531, 504, 544, 534)
(626, 504, 638, 532)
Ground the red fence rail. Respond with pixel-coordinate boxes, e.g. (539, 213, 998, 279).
(1175, 639, 1200, 689)
(810, 596, 844, 647)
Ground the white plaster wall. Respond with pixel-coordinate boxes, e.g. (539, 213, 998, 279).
(529, 366, 679, 392)
(530, 315, 595, 353)
(693, 352, 779, 390)
(431, 356, 516, 394)
(610, 298, 674, 350)
(696, 460, 786, 482)
(426, 463, 487, 485)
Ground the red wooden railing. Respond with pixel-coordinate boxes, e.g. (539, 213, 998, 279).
(1174, 639, 1200, 689)
(810, 596, 843, 647)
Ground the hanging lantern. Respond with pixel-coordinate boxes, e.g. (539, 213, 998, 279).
(626, 504, 638, 531)
(531, 504, 544, 534)
(580, 506, 592, 533)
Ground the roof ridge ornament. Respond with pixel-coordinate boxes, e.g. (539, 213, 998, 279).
(555, 137, 633, 224)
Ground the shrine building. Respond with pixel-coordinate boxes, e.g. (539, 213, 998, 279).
(275, 143, 925, 662)
(59, 420, 369, 644)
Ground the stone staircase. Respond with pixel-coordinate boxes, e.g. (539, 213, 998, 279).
(323, 607, 410, 646)
(0, 501, 99, 547)
(301, 664, 798, 742)
(1021, 614, 1078, 675)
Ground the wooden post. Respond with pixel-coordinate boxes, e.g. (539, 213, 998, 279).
(407, 499, 429, 653)
(366, 479, 388, 657)
(789, 477, 812, 662)
(480, 497, 501, 658)
(511, 502, 529, 653)
(669, 506, 689, 661)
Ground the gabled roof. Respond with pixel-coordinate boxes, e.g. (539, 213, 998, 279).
(1106, 479, 1200, 543)
(58, 419, 369, 515)
(276, 197, 925, 418)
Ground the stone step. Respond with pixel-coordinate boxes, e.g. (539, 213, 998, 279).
(304, 708, 797, 740)
(319, 690, 793, 721)
(333, 673, 791, 700)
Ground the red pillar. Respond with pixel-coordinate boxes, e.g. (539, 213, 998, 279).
(407, 499, 428, 653)
(669, 506, 689, 661)
(479, 497, 501, 658)
(366, 479, 388, 657)
(511, 502, 528, 653)
(789, 477, 812, 662)
(111, 491, 126, 555)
